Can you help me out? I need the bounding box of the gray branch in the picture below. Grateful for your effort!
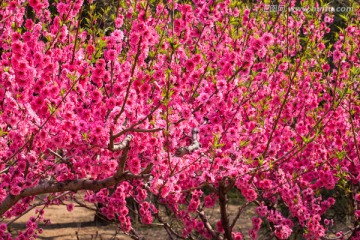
[0,171,150,216]
[197,210,222,240]
[175,128,201,157]
[113,134,133,151]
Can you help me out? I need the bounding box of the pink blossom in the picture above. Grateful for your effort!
[274,225,292,239]
[261,33,274,46]
[355,194,360,202]
[66,204,74,212]
[0,1,359,239]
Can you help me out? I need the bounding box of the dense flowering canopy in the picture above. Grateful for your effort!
[0,0,360,239]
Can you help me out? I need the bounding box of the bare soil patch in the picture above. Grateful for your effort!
[7,197,255,239]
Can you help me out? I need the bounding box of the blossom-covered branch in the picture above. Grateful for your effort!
[0,134,150,217]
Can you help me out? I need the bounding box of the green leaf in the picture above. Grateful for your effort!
[0,128,8,137]
[258,156,264,166]
[213,133,225,148]
[81,132,89,141]
[301,136,311,144]
[269,160,274,170]
[47,103,56,114]
[90,4,96,11]
[60,89,66,97]
[335,151,346,160]
[239,140,250,147]
[350,66,360,75]
[339,14,348,21]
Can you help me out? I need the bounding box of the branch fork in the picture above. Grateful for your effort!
[113,134,134,151]
[175,128,201,157]
[0,134,138,217]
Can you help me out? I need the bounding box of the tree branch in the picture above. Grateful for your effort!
[175,128,201,157]
[113,134,133,151]
[230,202,251,230]
[197,210,222,240]
[219,183,232,240]
[6,191,71,226]
[112,102,162,140]
[0,172,151,216]
[153,212,186,240]
[0,134,150,217]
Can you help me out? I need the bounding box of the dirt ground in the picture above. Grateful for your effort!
[7,196,256,240]
[8,203,169,240]
[9,204,129,240]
